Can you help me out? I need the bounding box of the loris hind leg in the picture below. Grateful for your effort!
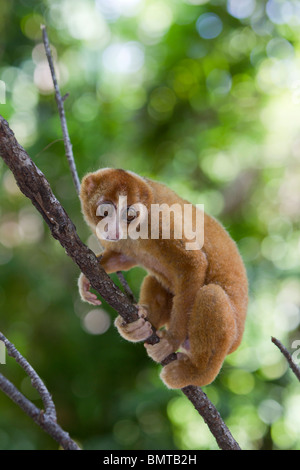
[138,275,173,330]
[160,284,238,389]
[115,275,173,342]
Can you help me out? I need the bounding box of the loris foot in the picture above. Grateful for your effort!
[160,353,199,389]
[144,332,174,363]
[114,305,153,342]
[78,273,102,306]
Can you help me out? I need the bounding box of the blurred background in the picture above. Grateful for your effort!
[0,0,300,450]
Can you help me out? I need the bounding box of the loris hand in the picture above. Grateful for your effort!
[114,305,153,342]
[78,273,102,306]
[144,331,174,363]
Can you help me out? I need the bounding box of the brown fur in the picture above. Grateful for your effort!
[79,168,248,389]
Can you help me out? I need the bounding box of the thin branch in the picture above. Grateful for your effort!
[41,24,81,195]
[0,372,80,450]
[271,337,300,382]
[0,332,56,420]
[41,24,132,303]
[34,138,64,159]
[115,271,137,304]
[0,115,241,450]
[182,386,241,450]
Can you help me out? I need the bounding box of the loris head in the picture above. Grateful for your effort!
[80,168,153,242]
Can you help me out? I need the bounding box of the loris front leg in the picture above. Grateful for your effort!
[78,249,152,340]
[78,249,136,305]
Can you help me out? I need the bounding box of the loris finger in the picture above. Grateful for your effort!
[135,304,149,319]
[78,273,102,305]
[84,292,102,306]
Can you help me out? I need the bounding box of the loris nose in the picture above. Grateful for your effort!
[106,226,120,241]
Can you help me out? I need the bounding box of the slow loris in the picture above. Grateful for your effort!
[78,168,248,389]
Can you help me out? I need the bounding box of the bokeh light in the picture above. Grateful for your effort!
[266,0,294,25]
[266,38,294,60]
[102,41,144,74]
[96,0,143,21]
[148,86,176,120]
[139,1,173,42]
[227,0,256,19]
[82,308,111,335]
[196,13,223,39]
[206,69,232,95]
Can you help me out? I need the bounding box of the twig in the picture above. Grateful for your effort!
[0,332,56,420]
[115,271,137,304]
[271,337,300,382]
[0,115,241,450]
[0,332,80,450]
[41,24,133,302]
[34,138,64,159]
[41,24,81,195]
[0,373,80,450]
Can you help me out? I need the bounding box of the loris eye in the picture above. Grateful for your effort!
[127,207,137,222]
[96,202,114,218]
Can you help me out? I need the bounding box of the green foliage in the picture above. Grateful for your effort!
[1,0,300,450]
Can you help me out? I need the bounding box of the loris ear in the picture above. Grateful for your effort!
[81,174,98,198]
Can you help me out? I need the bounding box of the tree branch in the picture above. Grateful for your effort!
[0,332,56,420]
[0,114,240,450]
[271,337,300,382]
[41,23,133,304]
[41,24,81,195]
[0,332,80,450]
